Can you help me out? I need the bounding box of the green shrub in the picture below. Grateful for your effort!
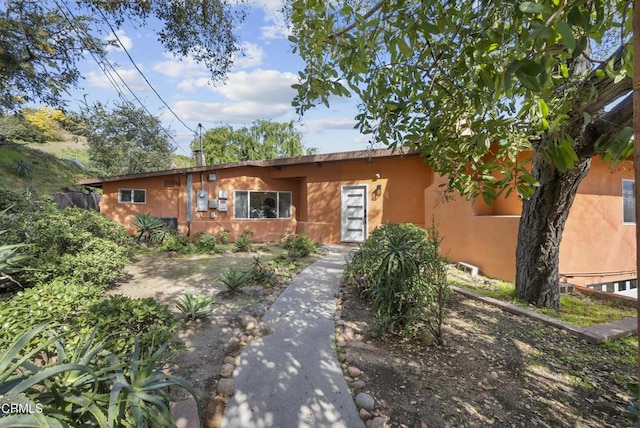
[193,232,217,253]
[250,256,277,286]
[159,234,193,253]
[345,222,450,343]
[0,188,41,214]
[216,229,230,244]
[174,293,214,321]
[282,232,317,258]
[15,159,33,178]
[219,267,251,294]
[0,279,104,344]
[0,114,46,143]
[76,295,178,358]
[54,237,129,288]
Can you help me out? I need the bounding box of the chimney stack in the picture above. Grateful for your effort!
[194,150,205,167]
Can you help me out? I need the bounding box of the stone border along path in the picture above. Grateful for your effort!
[217,245,385,428]
[172,254,637,427]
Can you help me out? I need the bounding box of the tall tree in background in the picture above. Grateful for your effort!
[83,102,175,175]
[289,0,633,307]
[198,120,317,164]
[0,0,244,111]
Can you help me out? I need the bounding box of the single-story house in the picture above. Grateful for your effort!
[79,148,636,288]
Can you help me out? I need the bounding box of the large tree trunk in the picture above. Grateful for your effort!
[515,151,591,308]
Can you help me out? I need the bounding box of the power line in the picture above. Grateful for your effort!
[95,7,197,136]
[52,0,192,159]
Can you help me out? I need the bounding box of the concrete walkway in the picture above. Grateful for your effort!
[222,247,364,428]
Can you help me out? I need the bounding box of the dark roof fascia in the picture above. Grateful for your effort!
[78,147,421,186]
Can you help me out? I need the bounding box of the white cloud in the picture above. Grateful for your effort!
[85,67,150,92]
[105,29,133,52]
[176,78,211,93]
[216,69,297,104]
[234,42,265,69]
[152,54,209,79]
[171,100,292,123]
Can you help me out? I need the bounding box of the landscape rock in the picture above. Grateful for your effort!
[368,416,387,428]
[350,379,366,390]
[355,392,375,411]
[359,408,373,421]
[223,356,237,366]
[217,378,235,396]
[227,337,242,353]
[220,364,235,378]
[348,366,362,378]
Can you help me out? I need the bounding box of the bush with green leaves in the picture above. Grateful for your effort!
[174,293,214,321]
[345,222,450,343]
[0,279,103,344]
[216,228,230,244]
[250,256,277,286]
[76,294,178,357]
[219,267,252,294]
[159,234,193,254]
[0,114,46,143]
[282,231,317,258]
[0,323,199,427]
[0,187,39,213]
[192,232,217,253]
[50,237,128,287]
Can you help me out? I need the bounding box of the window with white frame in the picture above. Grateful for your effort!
[118,189,146,204]
[234,191,292,219]
[623,179,635,224]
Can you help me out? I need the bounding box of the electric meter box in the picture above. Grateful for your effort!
[196,190,208,212]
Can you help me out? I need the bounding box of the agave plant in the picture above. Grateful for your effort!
[0,322,200,427]
[219,267,252,294]
[174,293,214,321]
[0,232,33,288]
[107,338,200,427]
[131,213,164,242]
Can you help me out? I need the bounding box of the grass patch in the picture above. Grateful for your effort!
[450,267,636,327]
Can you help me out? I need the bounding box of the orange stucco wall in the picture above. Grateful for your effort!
[559,159,636,286]
[428,158,636,283]
[100,155,433,244]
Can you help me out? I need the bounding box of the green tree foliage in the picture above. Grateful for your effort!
[0,113,46,143]
[198,120,317,164]
[82,101,175,175]
[0,0,244,111]
[288,0,632,308]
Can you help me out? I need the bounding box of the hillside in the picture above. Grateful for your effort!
[0,141,89,194]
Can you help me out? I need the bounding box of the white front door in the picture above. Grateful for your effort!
[341,185,367,242]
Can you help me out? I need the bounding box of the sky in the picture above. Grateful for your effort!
[67,1,372,159]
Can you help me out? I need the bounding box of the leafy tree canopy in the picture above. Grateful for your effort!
[288,0,633,308]
[82,101,175,176]
[197,120,317,164]
[289,0,632,202]
[0,0,245,110]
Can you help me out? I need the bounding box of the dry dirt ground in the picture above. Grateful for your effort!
[113,249,637,428]
[337,283,638,427]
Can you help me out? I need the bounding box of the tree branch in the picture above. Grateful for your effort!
[330,0,385,39]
